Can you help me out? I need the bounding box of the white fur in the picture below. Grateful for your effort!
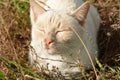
[29,0,100,78]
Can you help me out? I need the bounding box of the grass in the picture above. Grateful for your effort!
[0,0,120,80]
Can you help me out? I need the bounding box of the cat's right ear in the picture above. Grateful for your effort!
[30,0,46,22]
[69,1,90,26]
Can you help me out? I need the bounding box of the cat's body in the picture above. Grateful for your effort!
[29,0,100,78]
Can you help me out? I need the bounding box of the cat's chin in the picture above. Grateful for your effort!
[45,48,57,55]
[44,45,60,55]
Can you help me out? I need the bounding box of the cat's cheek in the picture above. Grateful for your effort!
[33,29,44,39]
[56,33,63,42]
[56,32,72,42]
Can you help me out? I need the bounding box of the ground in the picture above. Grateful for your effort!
[0,0,120,80]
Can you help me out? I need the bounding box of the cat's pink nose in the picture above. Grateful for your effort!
[45,38,53,46]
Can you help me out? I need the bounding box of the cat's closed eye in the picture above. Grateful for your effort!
[56,29,71,34]
[56,28,71,33]
[56,30,64,34]
[37,28,45,33]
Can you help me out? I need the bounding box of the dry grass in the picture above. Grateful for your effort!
[0,0,120,80]
[95,0,120,65]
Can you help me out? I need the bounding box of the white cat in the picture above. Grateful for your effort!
[29,0,100,78]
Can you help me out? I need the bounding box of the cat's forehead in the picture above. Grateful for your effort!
[37,11,72,26]
[36,11,80,29]
[39,11,67,21]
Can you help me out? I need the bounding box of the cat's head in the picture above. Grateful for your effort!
[30,0,90,54]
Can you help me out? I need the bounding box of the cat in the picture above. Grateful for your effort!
[29,0,100,79]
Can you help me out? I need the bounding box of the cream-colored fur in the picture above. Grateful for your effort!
[29,0,100,78]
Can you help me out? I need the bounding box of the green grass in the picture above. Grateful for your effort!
[0,70,5,80]
[0,0,119,80]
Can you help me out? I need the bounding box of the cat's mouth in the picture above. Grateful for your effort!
[44,44,63,55]
[44,43,53,49]
[45,48,57,54]
[44,44,57,54]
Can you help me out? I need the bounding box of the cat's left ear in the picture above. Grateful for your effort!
[70,1,90,25]
[30,0,46,22]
